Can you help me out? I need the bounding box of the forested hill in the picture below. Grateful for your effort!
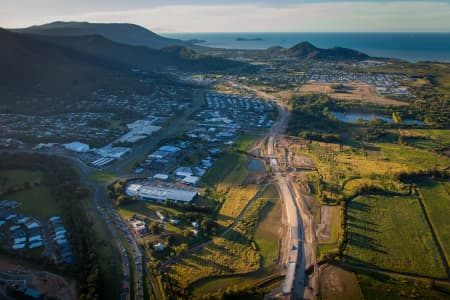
[0,28,246,110]
[265,41,370,61]
[13,21,189,49]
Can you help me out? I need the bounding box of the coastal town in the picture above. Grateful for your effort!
[0,13,449,300]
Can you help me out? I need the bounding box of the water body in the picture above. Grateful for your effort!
[330,111,424,125]
[248,159,266,172]
[164,32,450,62]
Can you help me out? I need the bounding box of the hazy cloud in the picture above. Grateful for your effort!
[2,1,450,32]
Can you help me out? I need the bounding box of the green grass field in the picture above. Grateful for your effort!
[0,169,59,220]
[402,129,450,151]
[254,185,281,274]
[118,200,183,220]
[344,195,446,278]
[7,186,60,220]
[234,134,260,152]
[202,153,240,186]
[0,169,42,193]
[418,178,450,264]
[170,187,279,295]
[356,270,450,300]
[208,152,258,227]
[86,171,117,183]
[378,143,449,171]
[217,185,258,227]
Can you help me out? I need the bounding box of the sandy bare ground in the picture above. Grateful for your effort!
[290,154,316,170]
[300,81,409,106]
[319,264,363,300]
[317,205,332,243]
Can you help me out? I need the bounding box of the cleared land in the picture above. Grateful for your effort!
[204,151,259,227]
[0,169,60,220]
[170,186,280,295]
[401,129,450,151]
[418,178,450,264]
[356,270,450,300]
[378,143,449,171]
[86,171,116,183]
[299,82,409,106]
[344,195,446,278]
[118,200,183,220]
[317,205,341,256]
[190,185,282,296]
[0,169,42,192]
[8,186,60,220]
[320,265,363,300]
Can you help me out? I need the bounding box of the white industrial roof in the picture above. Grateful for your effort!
[137,185,197,202]
[159,145,181,153]
[63,141,89,152]
[153,174,169,180]
[125,183,142,196]
[182,176,200,185]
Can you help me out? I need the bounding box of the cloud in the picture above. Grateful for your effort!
[3,1,450,32]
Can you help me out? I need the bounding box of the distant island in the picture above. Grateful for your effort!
[236,37,263,41]
[185,39,206,44]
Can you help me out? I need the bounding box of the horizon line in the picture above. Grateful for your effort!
[161,31,450,34]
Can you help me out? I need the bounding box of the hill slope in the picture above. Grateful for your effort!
[0,28,124,95]
[36,34,242,73]
[266,42,369,61]
[0,28,245,113]
[13,21,188,49]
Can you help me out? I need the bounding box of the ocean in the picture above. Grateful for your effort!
[163,32,450,62]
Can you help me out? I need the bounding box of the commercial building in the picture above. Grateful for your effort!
[126,183,198,203]
[63,141,89,153]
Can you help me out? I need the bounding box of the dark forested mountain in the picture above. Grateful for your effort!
[13,21,189,49]
[0,28,245,113]
[35,34,242,73]
[0,28,124,96]
[264,41,369,61]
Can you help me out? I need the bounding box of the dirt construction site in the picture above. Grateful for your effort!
[0,258,76,300]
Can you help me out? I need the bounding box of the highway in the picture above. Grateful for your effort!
[266,135,305,298]
[263,99,319,299]
[93,186,132,300]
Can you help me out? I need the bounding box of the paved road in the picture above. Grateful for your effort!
[263,99,320,299]
[266,134,305,298]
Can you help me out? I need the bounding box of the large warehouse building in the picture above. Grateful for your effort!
[126,183,198,203]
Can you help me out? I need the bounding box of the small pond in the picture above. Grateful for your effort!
[248,159,266,172]
[330,111,424,125]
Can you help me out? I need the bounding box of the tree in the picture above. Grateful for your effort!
[392,111,401,124]
[167,234,176,247]
[201,218,217,235]
[174,243,188,256]
[148,222,163,235]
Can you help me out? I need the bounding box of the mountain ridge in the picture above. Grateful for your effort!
[12,21,190,49]
[265,41,370,61]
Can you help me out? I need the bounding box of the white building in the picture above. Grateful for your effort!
[63,141,89,153]
[175,167,193,177]
[126,183,198,203]
[154,242,164,251]
[182,175,200,185]
[153,174,169,181]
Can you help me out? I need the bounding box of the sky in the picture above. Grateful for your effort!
[1,0,450,32]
